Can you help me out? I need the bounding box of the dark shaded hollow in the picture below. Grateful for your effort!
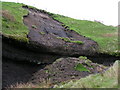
[2,59,47,88]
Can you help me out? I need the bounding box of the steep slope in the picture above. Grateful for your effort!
[23,6,98,56]
[51,14,118,55]
[2,2,99,64]
[2,1,119,89]
[2,2,119,58]
[2,2,28,42]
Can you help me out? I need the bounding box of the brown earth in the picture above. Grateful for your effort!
[102,32,118,37]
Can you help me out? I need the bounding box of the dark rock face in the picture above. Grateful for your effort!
[23,7,99,56]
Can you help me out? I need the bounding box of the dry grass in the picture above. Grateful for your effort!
[102,32,118,37]
[2,10,15,22]
[103,60,118,78]
[9,78,53,88]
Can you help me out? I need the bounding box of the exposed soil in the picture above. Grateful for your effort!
[28,57,107,85]
[3,57,109,88]
[23,6,98,56]
[2,6,120,88]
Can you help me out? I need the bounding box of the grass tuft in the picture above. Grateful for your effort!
[32,25,37,29]
[74,63,90,72]
[57,37,83,44]
[2,2,29,42]
[39,31,45,35]
[10,78,52,88]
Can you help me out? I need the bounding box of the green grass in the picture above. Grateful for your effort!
[2,2,29,42]
[78,56,95,68]
[57,37,70,41]
[51,14,118,55]
[74,63,90,72]
[54,60,119,88]
[2,2,119,89]
[70,40,83,44]
[39,31,45,35]
[79,56,88,60]
[31,25,37,29]
[2,2,119,55]
[57,37,83,44]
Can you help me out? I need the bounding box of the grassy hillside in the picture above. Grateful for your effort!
[2,2,119,88]
[51,14,118,55]
[2,1,119,55]
[54,60,119,88]
[2,2,29,42]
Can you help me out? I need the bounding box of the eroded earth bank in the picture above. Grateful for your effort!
[2,6,120,88]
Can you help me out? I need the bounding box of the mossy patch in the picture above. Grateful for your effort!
[32,25,37,29]
[74,64,90,72]
[57,37,70,41]
[57,37,83,44]
[79,56,88,60]
[69,40,83,44]
[78,56,96,69]
[39,32,45,35]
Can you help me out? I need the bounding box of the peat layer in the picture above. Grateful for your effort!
[2,6,120,88]
[23,6,98,56]
[3,57,108,88]
[3,5,100,64]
